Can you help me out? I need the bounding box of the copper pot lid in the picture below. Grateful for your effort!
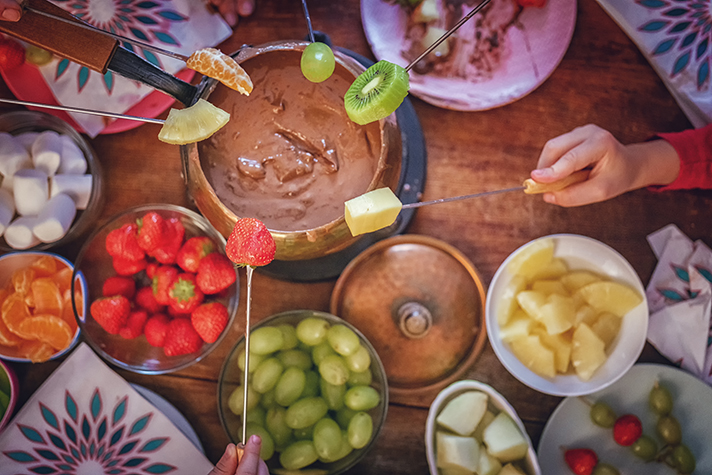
[330,235,487,407]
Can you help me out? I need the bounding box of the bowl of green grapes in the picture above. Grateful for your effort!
[218,310,388,474]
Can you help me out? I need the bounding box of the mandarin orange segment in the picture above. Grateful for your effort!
[30,255,58,277]
[61,292,78,333]
[31,278,63,318]
[17,314,73,351]
[52,266,73,294]
[2,292,31,333]
[19,339,56,363]
[0,314,22,347]
[12,267,36,295]
[186,48,253,95]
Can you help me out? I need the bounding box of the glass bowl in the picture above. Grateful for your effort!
[72,204,238,374]
[218,310,388,474]
[0,251,85,363]
[0,110,104,251]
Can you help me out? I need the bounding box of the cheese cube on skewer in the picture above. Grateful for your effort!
[344,187,402,236]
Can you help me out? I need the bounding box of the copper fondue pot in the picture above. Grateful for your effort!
[181,41,404,262]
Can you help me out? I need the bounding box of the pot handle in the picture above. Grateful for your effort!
[0,0,117,73]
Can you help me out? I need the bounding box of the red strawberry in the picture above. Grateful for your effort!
[149,218,185,264]
[167,273,204,314]
[191,302,229,343]
[119,310,148,339]
[152,265,179,305]
[112,256,147,276]
[136,212,167,252]
[564,448,598,475]
[176,236,215,273]
[144,313,170,347]
[163,318,204,356]
[196,253,236,295]
[226,218,276,267]
[0,38,25,71]
[146,262,159,279]
[106,223,145,261]
[613,414,642,446]
[90,296,130,335]
[102,276,136,299]
[168,305,191,318]
[135,286,163,313]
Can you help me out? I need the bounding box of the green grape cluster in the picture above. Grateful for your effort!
[227,317,381,471]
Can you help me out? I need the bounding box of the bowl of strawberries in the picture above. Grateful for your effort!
[72,204,239,374]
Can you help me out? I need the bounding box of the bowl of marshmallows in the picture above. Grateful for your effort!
[0,110,103,250]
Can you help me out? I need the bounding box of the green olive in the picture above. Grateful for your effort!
[649,381,674,416]
[589,401,617,428]
[630,435,658,462]
[672,444,696,474]
[656,415,682,446]
[591,463,620,475]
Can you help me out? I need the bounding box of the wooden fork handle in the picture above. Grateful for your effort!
[0,0,117,73]
[522,170,591,194]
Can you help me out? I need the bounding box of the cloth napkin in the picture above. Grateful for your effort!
[0,342,215,475]
[646,224,712,385]
[35,0,233,137]
[594,0,712,128]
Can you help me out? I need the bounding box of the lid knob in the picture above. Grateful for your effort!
[398,302,432,339]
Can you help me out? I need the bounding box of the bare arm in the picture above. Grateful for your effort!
[208,0,256,27]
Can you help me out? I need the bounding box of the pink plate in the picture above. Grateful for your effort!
[0,61,195,135]
[361,0,577,111]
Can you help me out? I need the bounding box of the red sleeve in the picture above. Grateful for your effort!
[650,124,712,191]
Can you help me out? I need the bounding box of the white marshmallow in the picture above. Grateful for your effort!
[58,135,87,175]
[50,174,92,210]
[1,174,13,192]
[13,168,48,216]
[14,132,39,153]
[31,130,62,176]
[33,193,76,243]
[5,216,39,249]
[0,132,32,178]
[0,188,15,237]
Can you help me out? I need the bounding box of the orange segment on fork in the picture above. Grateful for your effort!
[186,48,253,95]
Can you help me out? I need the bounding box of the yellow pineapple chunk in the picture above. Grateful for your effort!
[538,293,576,335]
[576,281,643,317]
[499,310,537,343]
[531,279,569,297]
[535,329,572,373]
[571,323,607,381]
[529,258,569,281]
[506,239,555,279]
[574,304,598,327]
[497,275,527,325]
[344,187,402,236]
[509,335,556,378]
[560,270,602,293]
[515,290,547,320]
[591,311,621,349]
[158,99,230,145]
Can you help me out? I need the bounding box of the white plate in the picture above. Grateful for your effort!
[538,363,712,474]
[360,0,577,110]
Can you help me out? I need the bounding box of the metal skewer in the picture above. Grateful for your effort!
[301,0,316,43]
[405,0,492,72]
[401,185,526,209]
[25,6,190,62]
[0,97,165,124]
[241,266,255,448]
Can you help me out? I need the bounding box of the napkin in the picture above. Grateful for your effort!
[0,342,215,475]
[35,0,233,138]
[646,224,712,384]
[594,0,712,128]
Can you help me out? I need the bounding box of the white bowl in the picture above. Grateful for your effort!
[425,380,541,475]
[486,234,648,397]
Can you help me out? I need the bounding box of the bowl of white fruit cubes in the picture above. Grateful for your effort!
[426,379,541,475]
[486,234,648,397]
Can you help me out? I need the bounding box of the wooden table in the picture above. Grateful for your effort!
[2,0,705,473]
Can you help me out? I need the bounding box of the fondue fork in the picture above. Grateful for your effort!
[301,0,316,43]
[0,97,165,125]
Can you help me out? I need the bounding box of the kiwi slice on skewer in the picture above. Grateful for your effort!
[344,60,410,125]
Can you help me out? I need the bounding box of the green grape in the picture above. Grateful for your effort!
[320,378,346,411]
[348,368,372,387]
[657,415,682,445]
[245,406,265,426]
[245,423,275,461]
[344,385,380,411]
[302,370,320,398]
[312,417,343,460]
[335,407,358,430]
[238,351,265,373]
[277,349,313,371]
[296,317,330,346]
[347,412,373,449]
[25,45,53,66]
[275,367,306,407]
[320,431,353,463]
[279,440,319,470]
[589,401,617,428]
[253,357,284,394]
[649,382,674,416]
[311,342,336,366]
[630,435,657,462]
[265,407,293,448]
[300,42,335,83]
[228,385,260,415]
[671,444,696,474]
[251,327,285,355]
[260,388,276,409]
[345,345,371,373]
[285,397,329,429]
[318,354,350,386]
[278,324,299,350]
[591,463,620,475]
[327,324,360,356]
[293,424,315,440]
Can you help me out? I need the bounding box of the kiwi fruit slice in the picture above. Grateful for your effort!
[344,60,410,125]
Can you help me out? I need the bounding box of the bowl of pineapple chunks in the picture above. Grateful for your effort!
[425,380,541,475]
[486,234,648,397]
